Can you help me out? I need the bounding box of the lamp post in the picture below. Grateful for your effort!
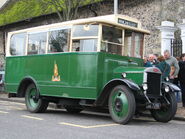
[114,0,118,14]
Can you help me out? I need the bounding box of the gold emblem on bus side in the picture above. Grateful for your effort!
[52,61,61,82]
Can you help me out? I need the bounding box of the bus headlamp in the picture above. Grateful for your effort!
[122,73,127,78]
[165,77,169,82]
[165,86,170,92]
[142,83,148,91]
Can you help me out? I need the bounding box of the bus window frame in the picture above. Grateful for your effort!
[27,31,48,55]
[101,24,124,56]
[70,24,100,52]
[47,27,71,54]
[9,32,27,56]
[124,31,144,58]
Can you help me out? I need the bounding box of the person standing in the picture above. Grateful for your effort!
[156,56,170,81]
[163,50,179,83]
[178,53,185,107]
[144,56,152,67]
[148,54,158,66]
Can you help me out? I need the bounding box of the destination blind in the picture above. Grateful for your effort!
[118,18,138,28]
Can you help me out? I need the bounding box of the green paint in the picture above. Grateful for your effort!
[5,52,144,100]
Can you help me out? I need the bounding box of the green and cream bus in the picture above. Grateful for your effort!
[5,14,180,124]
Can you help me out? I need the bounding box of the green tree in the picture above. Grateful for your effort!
[0,0,103,26]
[41,0,102,21]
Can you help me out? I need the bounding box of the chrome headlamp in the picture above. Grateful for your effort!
[165,77,169,82]
[165,85,170,92]
[142,83,148,91]
[122,73,127,78]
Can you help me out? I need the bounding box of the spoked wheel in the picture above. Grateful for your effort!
[108,85,136,124]
[150,92,177,122]
[25,84,48,113]
[65,106,83,113]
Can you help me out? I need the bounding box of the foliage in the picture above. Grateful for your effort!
[41,0,102,21]
[0,0,103,26]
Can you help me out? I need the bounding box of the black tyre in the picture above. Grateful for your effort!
[25,84,48,113]
[108,85,136,124]
[150,92,177,122]
[65,106,83,113]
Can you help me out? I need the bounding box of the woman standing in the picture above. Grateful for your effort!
[178,54,185,107]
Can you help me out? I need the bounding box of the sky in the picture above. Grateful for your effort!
[0,0,8,9]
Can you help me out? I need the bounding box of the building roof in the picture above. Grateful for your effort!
[0,0,9,10]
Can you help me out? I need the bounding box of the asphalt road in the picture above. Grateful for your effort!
[0,100,185,139]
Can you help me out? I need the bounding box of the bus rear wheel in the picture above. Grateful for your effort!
[25,84,48,113]
[108,85,136,124]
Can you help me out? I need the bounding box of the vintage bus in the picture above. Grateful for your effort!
[5,14,180,124]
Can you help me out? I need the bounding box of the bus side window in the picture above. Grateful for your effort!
[101,26,123,55]
[72,39,97,52]
[48,29,70,53]
[10,33,26,56]
[72,24,98,52]
[124,31,144,58]
[27,32,47,55]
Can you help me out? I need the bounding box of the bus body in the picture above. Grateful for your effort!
[6,52,144,99]
[5,14,179,124]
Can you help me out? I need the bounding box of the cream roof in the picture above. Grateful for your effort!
[8,14,150,35]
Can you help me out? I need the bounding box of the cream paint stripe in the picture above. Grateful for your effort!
[0,111,9,114]
[21,115,43,120]
[60,122,119,129]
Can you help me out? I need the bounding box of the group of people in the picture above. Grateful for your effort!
[144,50,185,107]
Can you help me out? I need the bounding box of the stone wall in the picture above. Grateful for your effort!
[0,31,5,68]
[120,0,162,55]
[120,0,185,55]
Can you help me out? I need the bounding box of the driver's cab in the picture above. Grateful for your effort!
[71,14,149,58]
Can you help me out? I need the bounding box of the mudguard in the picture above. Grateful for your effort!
[162,82,181,92]
[17,76,40,97]
[121,79,141,91]
[95,78,140,106]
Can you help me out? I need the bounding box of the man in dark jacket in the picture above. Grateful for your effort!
[178,53,185,107]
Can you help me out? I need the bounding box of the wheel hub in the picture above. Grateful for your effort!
[114,98,123,112]
[31,95,38,102]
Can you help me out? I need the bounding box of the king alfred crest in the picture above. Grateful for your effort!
[52,61,61,82]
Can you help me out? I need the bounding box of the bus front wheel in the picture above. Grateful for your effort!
[108,85,136,124]
[25,84,48,113]
[150,92,177,122]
